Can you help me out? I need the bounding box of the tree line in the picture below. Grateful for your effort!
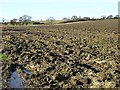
[1,14,119,25]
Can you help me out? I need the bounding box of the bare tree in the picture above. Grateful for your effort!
[107,15,113,19]
[1,18,6,23]
[19,15,32,25]
[71,15,79,20]
[47,17,55,24]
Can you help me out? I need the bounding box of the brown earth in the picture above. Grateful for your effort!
[1,19,120,88]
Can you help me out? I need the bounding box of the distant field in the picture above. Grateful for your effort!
[1,19,120,88]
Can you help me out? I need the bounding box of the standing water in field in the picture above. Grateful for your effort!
[7,63,31,89]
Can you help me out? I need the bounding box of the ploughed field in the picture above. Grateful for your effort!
[1,20,120,88]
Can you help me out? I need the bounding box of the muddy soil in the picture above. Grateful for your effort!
[1,19,120,88]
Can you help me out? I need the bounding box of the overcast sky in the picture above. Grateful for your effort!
[0,0,119,21]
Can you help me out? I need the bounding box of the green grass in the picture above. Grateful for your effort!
[0,54,8,61]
